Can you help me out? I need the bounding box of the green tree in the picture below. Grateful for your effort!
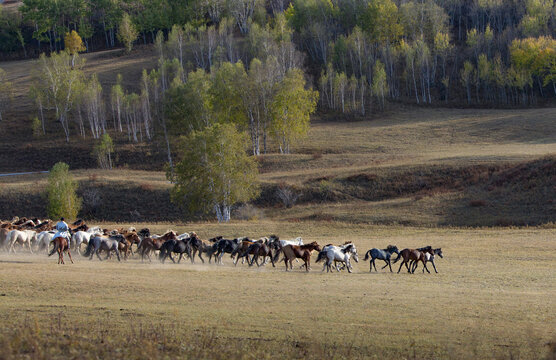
[270,68,318,154]
[46,162,82,220]
[93,133,114,169]
[117,12,138,53]
[33,50,84,142]
[169,123,260,222]
[372,60,388,109]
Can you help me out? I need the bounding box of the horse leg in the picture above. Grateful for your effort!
[388,260,393,272]
[178,253,183,263]
[58,248,62,264]
[369,259,373,272]
[431,260,438,273]
[397,261,404,273]
[96,248,103,261]
[27,240,33,254]
[422,260,430,274]
[198,252,204,264]
[67,249,74,264]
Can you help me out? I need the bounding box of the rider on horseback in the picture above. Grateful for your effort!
[53,217,71,248]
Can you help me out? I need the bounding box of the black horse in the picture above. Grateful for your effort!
[159,238,191,263]
[363,245,400,272]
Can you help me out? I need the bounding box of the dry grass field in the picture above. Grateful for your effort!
[0,222,555,359]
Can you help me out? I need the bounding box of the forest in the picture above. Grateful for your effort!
[0,0,554,110]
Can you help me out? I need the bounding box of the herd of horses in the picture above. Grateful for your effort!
[0,217,444,273]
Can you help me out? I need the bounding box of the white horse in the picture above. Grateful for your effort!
[278,237,303,247]
[176,232,190,240]
[72,230,103,255]
[7,229,37,253]
[36,231,56,252]
[321,243,359,273]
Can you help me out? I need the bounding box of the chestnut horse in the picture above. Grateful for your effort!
[48,236,74,264]
[137,231,177,262]
[393,247,433,274]
[281,241,321,272]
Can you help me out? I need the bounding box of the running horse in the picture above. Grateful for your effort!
[393,247,433,274]
[280,241,321,272]
[48,236,74,264]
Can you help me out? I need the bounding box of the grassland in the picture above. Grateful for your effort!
[1,223,555,359]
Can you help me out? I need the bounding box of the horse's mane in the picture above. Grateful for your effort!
[343,241,352,245]
[342,244,353,253]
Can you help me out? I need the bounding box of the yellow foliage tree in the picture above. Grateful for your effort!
[64,30,85,69]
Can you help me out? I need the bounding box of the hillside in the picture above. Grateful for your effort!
[0,46,555,226]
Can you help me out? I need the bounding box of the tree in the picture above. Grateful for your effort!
[372,60,388,109]
[0,68,14,123]
[93,133,114,169]
[64,30,85,69]
[169,123,260,222]
[46,162,82,220]
[117,12,138,53]
[460,60,475,104]
[270,68,318,154]
[33,51,84,142]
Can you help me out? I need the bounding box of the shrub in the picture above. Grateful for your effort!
[45,162,82,220]
[276,185,299,208]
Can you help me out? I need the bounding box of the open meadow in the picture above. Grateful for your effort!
[1,222,555,359]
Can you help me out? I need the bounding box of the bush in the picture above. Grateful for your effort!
[276,185,299,208]
[46,162,82,220]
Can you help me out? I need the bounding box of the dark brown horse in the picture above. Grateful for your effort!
[48,236,74,264]
[281,242,321,272]
[245,241,277,267]
[393,248,432,274]
[137,231,177,262]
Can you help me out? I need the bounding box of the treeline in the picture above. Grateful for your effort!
[1,0,555,109]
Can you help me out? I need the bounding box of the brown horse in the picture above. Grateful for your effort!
[231,238,255,265]
[393,248,432,274]
[246,241,277,267]
[48,236,74,264]
[137,231,177,262]
[281,241,321,272]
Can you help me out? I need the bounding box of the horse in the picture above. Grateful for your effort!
[6,229,37,253]
[319,243,359,273]
[83,235,123,261]
[213,238,242,264]
[71,230,102,255]
[159,237,192,264]
[36,231,56,252]
[393,248,433,274]
[48,236,74,264]
[411,247,443,273]
[137,231,177,262]
[0,227,11,250]
[280,242,321,272]
[187,234,216,264]
[242,240,277,267]
[363,245,400,272]
[118,237,132,260]
[231,238,256,265]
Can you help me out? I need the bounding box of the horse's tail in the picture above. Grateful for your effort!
[48,241,58,257]
[315,250,326,263]
[83,240,94,257]
[363,250,372,261]
[392,251,402,264]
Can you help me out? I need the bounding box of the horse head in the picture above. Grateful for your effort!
[434,248,443,258]
[387,245,400,254]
